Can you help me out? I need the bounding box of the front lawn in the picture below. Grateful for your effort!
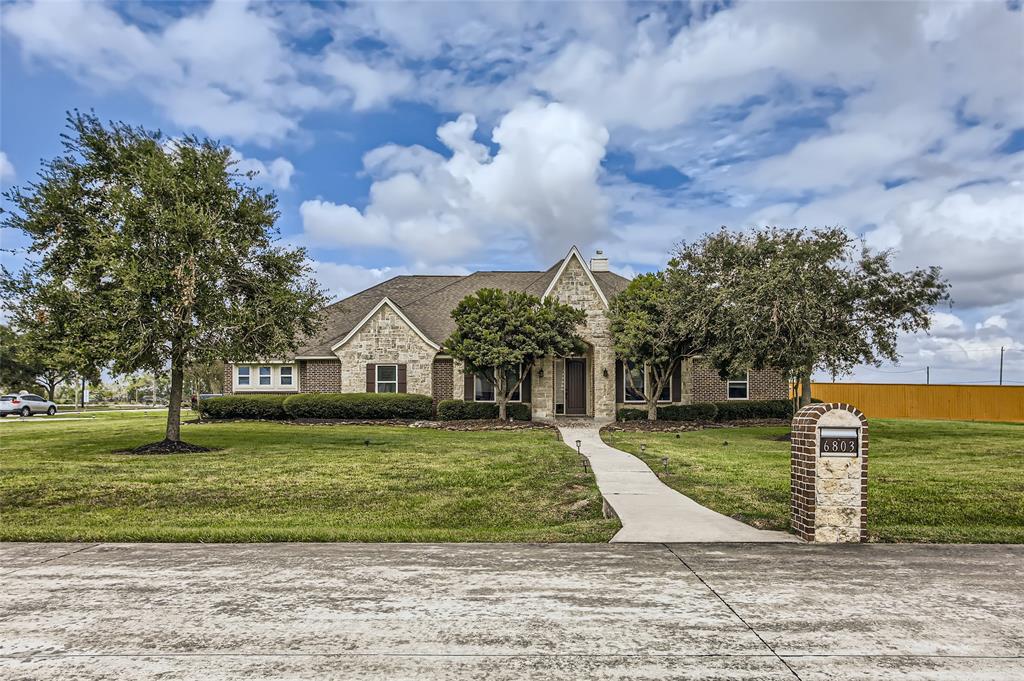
[0,411,619,542]
[604,419,1024,543]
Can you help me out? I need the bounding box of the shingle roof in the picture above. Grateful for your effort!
[294,260,631,357]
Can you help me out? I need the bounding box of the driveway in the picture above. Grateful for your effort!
[558,422,797,542]
[1,543,1021,680]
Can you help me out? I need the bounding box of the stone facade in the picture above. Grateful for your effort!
[691,362,789,403]
[300,360,342,392]
[790,403,868,543]
[535,256,616,419]
[335,304,436,396]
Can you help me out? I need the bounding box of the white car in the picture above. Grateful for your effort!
[0,393,58,417]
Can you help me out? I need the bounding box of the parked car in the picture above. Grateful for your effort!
[0,393,58,417]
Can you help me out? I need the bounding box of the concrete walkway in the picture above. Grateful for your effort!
[2,542,1021,680]
[557,421,798,543]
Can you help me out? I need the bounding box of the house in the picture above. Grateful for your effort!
[224,247,789,418]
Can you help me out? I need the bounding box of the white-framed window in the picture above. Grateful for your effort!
[280,366,293,386]
[474,366,522,402]
[259,366,272,386]
[623,361,671,403]
[727,370,749,400]
[376,364,398,393]
[237,366,250,386]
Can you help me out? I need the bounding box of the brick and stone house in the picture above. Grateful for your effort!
[224,247,788,418]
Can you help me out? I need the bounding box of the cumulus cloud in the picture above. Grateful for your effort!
[301,101,610,264]
[229,149,295,190]
[0,151,14,182]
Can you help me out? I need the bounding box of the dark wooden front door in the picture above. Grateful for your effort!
[565,359,587,415]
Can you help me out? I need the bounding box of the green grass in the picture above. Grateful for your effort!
[604,419,1024,543]
[0,412,619,542]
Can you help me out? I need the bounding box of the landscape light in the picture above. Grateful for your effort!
[575,440,582,455]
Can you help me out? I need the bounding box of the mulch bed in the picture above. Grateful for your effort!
[117,439,215,455]
[189,417,552,432]
[603,418,791,433]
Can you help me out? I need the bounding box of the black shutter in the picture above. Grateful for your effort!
[366,364,376,393]
[521,366,532,402]
[615,360,624,403]
[397,364,407,393]
[464,367,474,401]
[671,361,682,403]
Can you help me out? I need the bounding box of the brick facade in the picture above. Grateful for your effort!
[300,359,342,392]
[790,403,868,543]
[432,357,453,406]
[690,361,788,403]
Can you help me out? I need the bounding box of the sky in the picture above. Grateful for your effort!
[1,0,1022,385]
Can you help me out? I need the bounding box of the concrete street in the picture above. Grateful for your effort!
[1,543,1021,680]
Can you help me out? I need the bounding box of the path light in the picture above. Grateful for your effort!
[364,439,370,447]
[575,440,582,455]
[640,443,646,455]
[661,456,669,475]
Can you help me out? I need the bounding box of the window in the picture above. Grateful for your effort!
[259,366,272,386]
[280,366,293,386]
[376,364,398,393]
[237,367,250,386]
[474,367,521,402]
[727,370,749,400]
[623,361,670,403]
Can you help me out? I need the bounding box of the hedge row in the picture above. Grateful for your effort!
[436,400,532,421]
[197,392,433,420]
[616,399,793,422]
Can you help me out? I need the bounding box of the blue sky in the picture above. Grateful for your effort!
[1,0,1022,384]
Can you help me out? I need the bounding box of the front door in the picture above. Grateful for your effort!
[565,358,587,415]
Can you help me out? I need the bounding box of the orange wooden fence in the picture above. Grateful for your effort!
[803,383,1024,423]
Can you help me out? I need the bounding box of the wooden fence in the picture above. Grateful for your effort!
[803,383,1024,423]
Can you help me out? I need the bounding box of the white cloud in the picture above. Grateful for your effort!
[301,101,610,264]
[229,149,295,190]
[0,151,14,182]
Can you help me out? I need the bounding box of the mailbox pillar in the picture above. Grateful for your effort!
[791,403,868,542]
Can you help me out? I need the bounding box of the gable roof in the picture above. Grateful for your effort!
[292,249,631,357]
[541,245,610,308]
[330,296,441,352]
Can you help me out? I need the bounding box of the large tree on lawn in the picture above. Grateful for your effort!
[1,112,325,450]
[608,272,715,421]
[444,288,585,420]
[668,227,949,407]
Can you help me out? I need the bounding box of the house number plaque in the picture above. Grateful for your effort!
[819,427,859,457]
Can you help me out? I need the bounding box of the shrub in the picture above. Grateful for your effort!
[283,392,433,420]
[617,403,718,422]
[197,394,289,420]
[713,399,794,421]
[436,400,532,421]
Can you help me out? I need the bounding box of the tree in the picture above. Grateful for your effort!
[445,288,586,420]
[608,273,715,420]
[668,227,950,407]
[0,323,87,400]
[0,325,38,393]
[1,112,326,450]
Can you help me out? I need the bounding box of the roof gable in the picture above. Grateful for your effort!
[330,297,440,352]
[541,246,610,308]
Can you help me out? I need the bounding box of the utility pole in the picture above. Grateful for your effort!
[926,366,929,385]
[999,346,1005,386]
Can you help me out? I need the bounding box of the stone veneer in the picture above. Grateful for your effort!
[791,403,868,543]
[690,362,789,403]
[533,256,616,419]
[334,304,435,396]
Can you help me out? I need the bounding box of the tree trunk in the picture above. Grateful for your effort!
[646,399,658,421]
[799,372,812,407]
[497,396,508,421]
[165,362,184,442]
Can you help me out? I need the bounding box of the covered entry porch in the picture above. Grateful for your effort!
[531,343,614,419]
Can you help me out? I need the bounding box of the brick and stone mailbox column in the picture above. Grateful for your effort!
[791,403,868,542]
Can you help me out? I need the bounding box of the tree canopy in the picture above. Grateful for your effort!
[667,227,950,405]
[444,288,585,420]
[1,112,326,448]
[607,272,715,420]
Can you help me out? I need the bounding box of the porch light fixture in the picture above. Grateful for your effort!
[538,368,544,378]
[602,367,609,378]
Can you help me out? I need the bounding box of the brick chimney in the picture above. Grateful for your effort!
[589,250,609,272]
